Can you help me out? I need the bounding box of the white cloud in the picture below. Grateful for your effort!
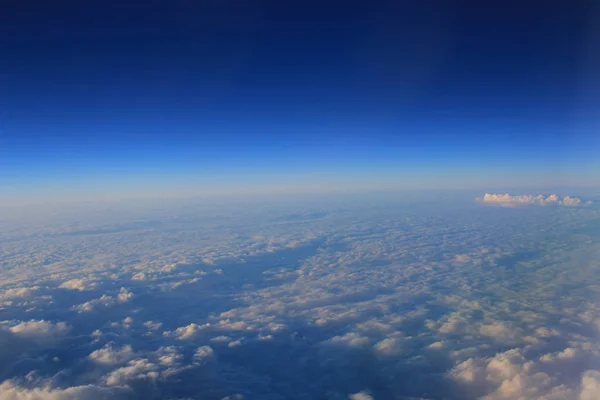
[73,288,133,312]
[0,381,133,400]
[1,195,599,398]
[73,295,114,312]
[327,332,370,348]
[104,358,160,386]
[131,272,146,281]
[221,395,244,400]
[210,335,232,343]
[88,344,135,366]
[194,346,215,363]
[144,321,162,331]
[163,323,207,340]
[580,370,600,400]
[348,390,373,400]
[478,193,587,207]
[479,321,520,341]
[117,288,134,303]
[156,346,184,367]
[1,287,39,299]
[373,337,403,356]
[59,279,93,291]
[9,320,69,341]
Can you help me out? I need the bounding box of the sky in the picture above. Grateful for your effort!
[1,0,600,203]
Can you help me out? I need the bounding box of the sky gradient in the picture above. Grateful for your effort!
[2,0,600,203]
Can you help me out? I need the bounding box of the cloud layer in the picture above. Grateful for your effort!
[0,193,599,398]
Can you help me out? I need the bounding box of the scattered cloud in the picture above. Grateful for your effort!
[1,196,599,398]
[0,381,133,400]
[349,390,374,400]
[73,288,133,312]
[1,287,39,299]
[116,288,134,303]
[193,346,215,363]
[163,323,207,341]
[59,279,94,291]
[9,320,69,341]
[88,345,135,366]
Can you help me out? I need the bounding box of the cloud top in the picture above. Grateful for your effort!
[478,193,588,207]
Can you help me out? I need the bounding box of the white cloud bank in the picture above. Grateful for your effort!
[0,381,133,400]
[478,193,590,207]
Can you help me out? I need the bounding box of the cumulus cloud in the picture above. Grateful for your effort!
[103,358,160,386]
[116,288,134,303]
[143,321,162,331]
[73,288,133,312]
[580,370,600,400]
[1,195,599,399]
[193,346,215,363]
[156,346,183,367]
[9,320,69,342]
[1,287,39,299]
[478,193,587,206]
[349,390,374,400]
[131,272,146,281]
[373,336,404,356]
[73,295,114,312]
[0,320,70,378]
[163,323,207,340]
[88,345,135,366]
[0,381,133,400]
[59,279,93,291]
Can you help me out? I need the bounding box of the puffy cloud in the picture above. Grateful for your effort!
[1,194,599,399]
[116,288,134,303]
[162,323,207,340]
[221,395,244,400]
[193,346,215,363]
[327,332,370,348]
[448,346,598,399]
[88,345,135,366]
[373,336,403,356]
[131,272,146,281]
[73,295,114,312]
[73,288,133,312]
[9,320,69,342]
[156,346,183,367]
[0,320,70,378]
[478,193,587,206]
[210,335,232,343]
[58,279,93,291]
[348,390,374,400]
[104,359,160,386]
[479,321,521,341]
[143,321,162,331]
[0,381,133,400]
[1,287,39,299]
[580,370,600,400]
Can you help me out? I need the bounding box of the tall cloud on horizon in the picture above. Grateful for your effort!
[478,193,591,207]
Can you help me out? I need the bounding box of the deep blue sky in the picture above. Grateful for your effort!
[1,0,599,202]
